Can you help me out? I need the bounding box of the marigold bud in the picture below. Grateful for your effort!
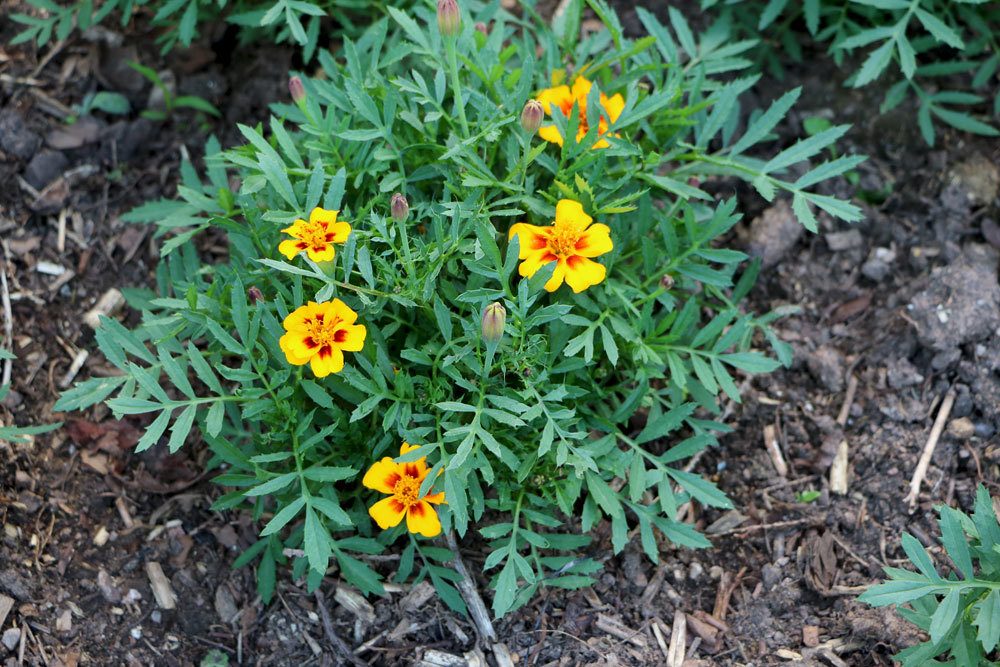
[247,286,264,303]
[481,302,506,343]
[437,0,460,37]
[475,21,488,35]
[660,274,675,290]
[288,76,306,104]
[521,99,544,134]
[390,192,409,223]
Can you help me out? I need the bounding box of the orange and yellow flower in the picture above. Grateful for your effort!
[278,207,351,262]
[363,443,446,537]
[279,299,366,377]
[536,76,625,149]
[508,199,612,293]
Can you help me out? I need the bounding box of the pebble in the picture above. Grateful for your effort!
[761,563,781,591]
[976,422,996,439]
[825,229,863,251]
[689,562,704,580]
[130,627,142,640]
[151,610,162,624]
[0,109,41,161]
[24,150,68,189]
[806,345,845,393]
[862,247,895,282]
[948,417,976,441]
[886,357,924,389]
[747,200,804,268]
[952,385,973,418]
[1,628,19,651]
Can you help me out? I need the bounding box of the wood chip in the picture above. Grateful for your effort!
[419,650,467,667]
[83,288,125,330]
[829,439,849,495]
[93,525,109,547]
[667,610,686,667]
[595,613,647,648]
[763,424,788,477]
[58,349,88,389]
[0,594,13,629]
[145,562,177,610]
[334,585,375,625]
[399,581,435,613]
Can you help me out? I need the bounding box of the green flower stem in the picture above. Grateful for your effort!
[444,36,470,138]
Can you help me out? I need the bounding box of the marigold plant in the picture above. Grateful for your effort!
[58,0,863,616]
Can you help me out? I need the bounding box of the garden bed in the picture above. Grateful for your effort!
[1,2,998,665]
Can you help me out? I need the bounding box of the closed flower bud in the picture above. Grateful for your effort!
[390,192,409,223]
[288,76,306,104]
[437,0,460,37]
[475,21,488,35]
[247,286,264,303]
[481,302,506,343]
[660,274,675,290]
[521,99,544,134]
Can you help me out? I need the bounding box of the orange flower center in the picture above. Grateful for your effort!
[304,313,347,348]
[297,222,335,250]
[547,222,584,258]
[393,474,421,508]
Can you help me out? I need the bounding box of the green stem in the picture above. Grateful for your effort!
[445,37,470,138]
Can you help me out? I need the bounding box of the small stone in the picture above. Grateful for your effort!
[802,625,820,648]
[976,422,996,439]
[151,610,162,624]
[948,418,976,441]
[747,200,803,268]
[862,247,895,282]
[1,628,20,651]
[887,357,924,389]
[948,154,1000,206]
[24,150,68,190]
[214,585,238,624]
[931,348,962,370]
[130,627,142,640]
[761,563,781,591]
[807,345,845,393]
[709,566,724,580]
[825,230,863,251]
[46,117,102,150]
[689,562,704,580]
[0,569,32,600]
[97,569,121,603]
[0,109,41,161]
[56,609,72,633]
[952,385,973,418]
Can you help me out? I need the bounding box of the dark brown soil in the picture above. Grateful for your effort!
[2,2,998,666]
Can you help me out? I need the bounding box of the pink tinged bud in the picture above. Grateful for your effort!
[288,76,306,103]
[521,99,544,134]
[390,192,409,223]
[437,0,460,37]
[481,302,506,343]
[475,22,488,35]
[247,286,264,303]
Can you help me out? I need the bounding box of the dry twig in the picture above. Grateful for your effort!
[904,390,955,511]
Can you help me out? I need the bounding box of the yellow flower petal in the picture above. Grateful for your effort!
[508,223,550,257]
[544,259,567,292]
[405,500,441,537]
[538,124,565,146]
[279,332,316,364]
[281,220,307,236]
[309,207,339,225]
[309,346,345,377]
[603,93,625,123]
[555,199,593,228]
[536,85,572,115]
[400,442,420,456]
[335,324,367,352]
[330,298,358,326]
[570,76,592,102]
[282,301,319,331]
[517,249,556,279]
[564,255,607,293]
[424,491,446,505]
[305,245,336,263]
[369,496,406,530]
[278,239,305,260]
[574,223,613,258]
[363,457,403,494]
[328,221,352,243]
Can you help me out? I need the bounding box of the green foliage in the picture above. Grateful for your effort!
[703,0,1000,144]
[860,485,1000,665]
[128,61,221,121]
[60,0,861,617]
[10,0,413,59]
[0,349,61,444]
